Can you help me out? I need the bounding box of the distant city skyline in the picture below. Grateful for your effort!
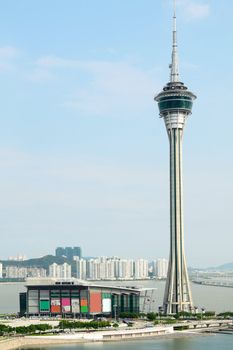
[0,254,169,281]
[1,249,232,270]
[0,0,232,267]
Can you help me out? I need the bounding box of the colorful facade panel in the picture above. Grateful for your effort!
[89,291,102,313]
[80,305,88,313]
[71,299,80,313]
[61,297,71,313]
[40,299,50,312]
[102,298,111,312]
[51,299,61,313]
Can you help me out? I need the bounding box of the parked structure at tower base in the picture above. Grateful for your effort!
[19,278,156,317]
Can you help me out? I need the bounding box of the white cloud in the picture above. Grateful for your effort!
[64,63,157,117]
[0,46,20,72]
[176,0,210,20]
[35,55,159,117]
[185,2,209,19]
[0,46,20,59]
[28,68,54,82]
[36,55,76,68]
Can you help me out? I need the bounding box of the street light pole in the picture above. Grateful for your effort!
[113,304,117,322]
[201,307,205,321]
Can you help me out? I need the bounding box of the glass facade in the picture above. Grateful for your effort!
[158,95,193,113]
[130,294,139,313]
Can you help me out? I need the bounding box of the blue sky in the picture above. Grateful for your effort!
[0,0,232,267]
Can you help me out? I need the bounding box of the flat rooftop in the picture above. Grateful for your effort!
[25,278,148,292]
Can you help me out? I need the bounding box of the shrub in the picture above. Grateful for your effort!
[147,312,157,321]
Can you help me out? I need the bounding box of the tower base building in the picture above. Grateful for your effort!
[19,278,156,317]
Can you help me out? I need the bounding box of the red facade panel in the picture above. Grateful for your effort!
[89,292,102,313]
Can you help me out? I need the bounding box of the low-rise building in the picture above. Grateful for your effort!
[19,278,156,317]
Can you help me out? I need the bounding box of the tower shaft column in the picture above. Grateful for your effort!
[163,126,193,314]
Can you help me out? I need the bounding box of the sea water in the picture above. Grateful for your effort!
[18,334,233,350]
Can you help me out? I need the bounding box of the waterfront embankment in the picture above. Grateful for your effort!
[0,336,85,350]
[0,326,173,350]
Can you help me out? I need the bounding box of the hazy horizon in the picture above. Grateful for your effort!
[2,251,233,270]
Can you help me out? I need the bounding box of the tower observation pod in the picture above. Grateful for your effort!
[154,7,196,314]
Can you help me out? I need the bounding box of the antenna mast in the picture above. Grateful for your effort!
[170,0,179,82]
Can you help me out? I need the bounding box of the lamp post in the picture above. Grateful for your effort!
[194,306,198,315]
[201,307,205,321]
[158,306,164,323]
[113,304,117,322]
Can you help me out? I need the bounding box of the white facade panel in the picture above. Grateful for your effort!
[71,299,80,313]
[28,299,38,307]
[28,290,39,298]
[102,298,111,312]
[28,306,39,314]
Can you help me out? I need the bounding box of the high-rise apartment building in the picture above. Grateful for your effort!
[5,266,46,279]
[117,259,134,279]
[49,263,71,279]
[80,257,149,280]
[73,247,82,259]
[55,247,64,258]
[75,258,87,280]
[134,259,149,279]
[156,259,168,279]
[55,246,82,260]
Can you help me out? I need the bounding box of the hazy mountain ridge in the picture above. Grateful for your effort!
[0,255,69,270]
[189,262,233,271]
[211,262,233,271]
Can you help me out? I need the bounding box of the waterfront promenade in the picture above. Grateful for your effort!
[0,319,232,350]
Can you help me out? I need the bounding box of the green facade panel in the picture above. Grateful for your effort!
[40,300,50,312]
[120,294,129,313]
[51,290,60,298]
[80,305,88,313]
[111,294,120,316]
[129,294,139,313]
[102,293,111,299]
[71,290,79,298]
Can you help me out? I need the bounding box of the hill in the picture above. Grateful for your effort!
[0,255,69,271]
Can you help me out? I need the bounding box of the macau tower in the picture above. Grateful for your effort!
[154,6,196,314]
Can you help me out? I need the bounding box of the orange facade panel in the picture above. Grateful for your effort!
[89,292,102,313]
[80,299,88,307]
[51,305,61,313]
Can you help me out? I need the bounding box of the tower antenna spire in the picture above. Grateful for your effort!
[170,0,179,82]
